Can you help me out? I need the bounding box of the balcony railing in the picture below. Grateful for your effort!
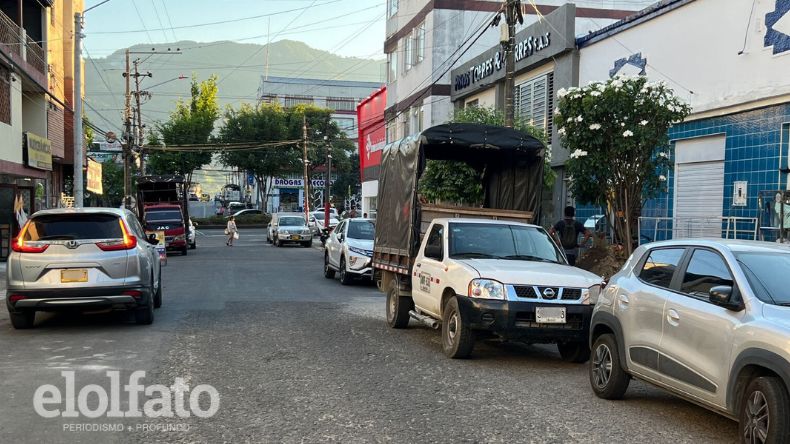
[25,35,46,74]
[0,9,46,75]
[0,10,21,57]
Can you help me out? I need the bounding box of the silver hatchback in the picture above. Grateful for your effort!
[590,239,790,442]
[5,208,162,329]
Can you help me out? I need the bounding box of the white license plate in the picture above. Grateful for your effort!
[535,306,566,324]
[61,269,88,283]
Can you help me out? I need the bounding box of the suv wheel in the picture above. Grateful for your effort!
[558,342,591,363]
[589,334,630,399]
[9,310,35,329]
[135,300,154,325]
[442,297,475,359]
[153,277,163,309]
[339,257,353,285]
[324,254,336,279]
[385,278,412,329]
[739,376,790,444]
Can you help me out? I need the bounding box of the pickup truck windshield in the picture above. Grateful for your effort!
[448,223,563,263]
[736,252,790,305]
[279,217,305,226]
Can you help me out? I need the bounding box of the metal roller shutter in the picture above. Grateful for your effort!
[674,161,724,238]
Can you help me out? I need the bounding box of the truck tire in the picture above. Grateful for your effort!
[441,297,475,359]
[324,254,336,279]
[589,334,630,399]
[558,341,590,363]
[739,376,790,444]
[386,278,412,329]
[9,310,35,329]
[339,258,353,286]
[181,246,188,256]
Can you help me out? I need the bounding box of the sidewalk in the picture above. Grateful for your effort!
[0,261,6,300]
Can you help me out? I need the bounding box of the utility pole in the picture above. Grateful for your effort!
[324,136,332,228]
[502,0,522,128]
[302,115,310,224]
[132,59,150,175]
[123,49,132,208]
[73,12,84,207]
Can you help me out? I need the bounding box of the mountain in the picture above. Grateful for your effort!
[84,39,386,135]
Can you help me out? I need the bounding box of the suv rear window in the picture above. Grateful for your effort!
[24,214,122,240]
[639,248,685,289]
[145,210,182,222]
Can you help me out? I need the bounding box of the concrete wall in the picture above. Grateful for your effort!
[0,73,24,165]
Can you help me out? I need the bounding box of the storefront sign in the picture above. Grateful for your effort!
[358,86,386,182]
[86,158,103,194]
[273,178,335,188]
[515,32,551,62]
[454,51,503,92]
[24,132,52,171]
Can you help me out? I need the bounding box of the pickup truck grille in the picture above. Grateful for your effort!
[515,311,585,330]
[512,286,583,301]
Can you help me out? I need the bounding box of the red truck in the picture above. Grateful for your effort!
[136,176,189,256]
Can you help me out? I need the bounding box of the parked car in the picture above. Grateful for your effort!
[311,211,339,235]
[268,213,312,247]
[5,208,163,329]
[227,202,246,214]
[228,209,262,219]
[324,218,375,285]
[589,239,790,442]
[187,218,197,250]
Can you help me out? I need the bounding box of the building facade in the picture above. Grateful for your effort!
[357,86,386,218]
[383,0,657,143]
[0,0,83,260]
[576,0,790,241]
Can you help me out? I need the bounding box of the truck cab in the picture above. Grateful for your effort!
[142,204,188,255]
[401,218,603,359]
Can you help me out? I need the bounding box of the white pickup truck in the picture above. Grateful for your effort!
[381,217,603,360]
[373,123,604,360]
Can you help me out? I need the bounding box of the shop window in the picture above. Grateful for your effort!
[0,67,10,125]
[515,72,554,138]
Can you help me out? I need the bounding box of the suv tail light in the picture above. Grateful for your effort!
[96,219,138,251]
[8,294,26,303]
[11,221,49,253]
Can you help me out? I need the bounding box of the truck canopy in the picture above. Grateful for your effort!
[375,123,545,259]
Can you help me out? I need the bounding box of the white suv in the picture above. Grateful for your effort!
[590,239,790,442]
[323,218,374,285]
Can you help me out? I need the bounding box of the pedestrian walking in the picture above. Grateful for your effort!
[549,206,591,266]
[226,216,238,246]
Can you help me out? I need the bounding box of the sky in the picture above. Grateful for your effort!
[82,0,386,59]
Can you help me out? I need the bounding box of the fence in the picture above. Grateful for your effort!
[638,216,759,245]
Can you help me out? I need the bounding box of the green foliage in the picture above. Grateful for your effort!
[419,106,552,205]
[555,75,691,253]
[193,213,271,226]
[147,75,220,182]
[100,161,125,207]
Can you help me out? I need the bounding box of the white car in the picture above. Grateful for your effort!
[324,218,375,284]
[312,211,340,233]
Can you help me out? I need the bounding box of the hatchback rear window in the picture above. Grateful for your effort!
[24,214,122,241]
[145,210,182,222]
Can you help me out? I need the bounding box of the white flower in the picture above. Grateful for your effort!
[659,174,667,181]
[658,152,668,158]
[557,88,568,98]
[576,115,584,123]
[570,149,588,159]
[622,130,634,137]
[554,107,560,115]
[597,83,606,91]
[557,127,567,136]
[589,123,601,130]
[566,117,574,123]
[590,91,601,97]
[620,122,625,127]
[640,120,649,126]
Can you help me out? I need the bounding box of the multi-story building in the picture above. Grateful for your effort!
[258,76,383,139]
[0,0,83,260]
[384,0,657,143]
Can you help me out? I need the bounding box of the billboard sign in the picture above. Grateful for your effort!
[357,87,386,182]
[86,158,103,194]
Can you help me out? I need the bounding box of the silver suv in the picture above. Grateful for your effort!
[6,208,162,329]
[589,239,790,442]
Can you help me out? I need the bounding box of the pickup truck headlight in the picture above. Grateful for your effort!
[468,279,506,300]
[583,284,603,305]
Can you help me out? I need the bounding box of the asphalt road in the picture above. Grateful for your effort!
[0,229,738,443]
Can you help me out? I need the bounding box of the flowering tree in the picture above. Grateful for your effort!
[554,75,690,254]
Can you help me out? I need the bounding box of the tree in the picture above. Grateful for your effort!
[147,75,219,186]
[419,106,551,206]
[99,160,125,207]
[554,75,691,255]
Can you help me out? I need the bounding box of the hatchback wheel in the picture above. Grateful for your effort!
[589,334,630,399]
[9,310,35,329]
[739,376,790,444]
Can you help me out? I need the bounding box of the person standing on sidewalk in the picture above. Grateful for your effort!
[226,216,238,246]
[549,206,591,266]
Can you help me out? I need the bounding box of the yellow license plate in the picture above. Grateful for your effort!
[292,235,301,240]
[61,269,88,283]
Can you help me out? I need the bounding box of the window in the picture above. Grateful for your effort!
[448,223,562,263]
[387,0,398,18]
[387,51,398,83]
[681,249,733,298]
[25,214,123,241]
[385,121,397,143]
[283,95,314,108]
[639,248,685,289]
[327,97,356,112]
[332,117,355,131]
[515,73,554,137]
[466,99,479,108]
[737,252,790,305]
[347,220,375,240]
[416,21,425,64]
[401,112,410,138]
[0,67,10,125]
[404,37,413,72]
[425,224,444,260]
[410,103,422,134]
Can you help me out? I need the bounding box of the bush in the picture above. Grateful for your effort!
[193,214,271,226]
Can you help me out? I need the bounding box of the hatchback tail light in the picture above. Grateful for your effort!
[96,219,138,251]
[11,221,49,253]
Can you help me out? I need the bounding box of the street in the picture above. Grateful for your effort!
[0,229,737,443]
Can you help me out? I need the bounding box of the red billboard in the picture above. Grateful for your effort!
[357,86,386,182]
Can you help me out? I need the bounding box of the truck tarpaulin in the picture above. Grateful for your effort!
[375,123,545,257]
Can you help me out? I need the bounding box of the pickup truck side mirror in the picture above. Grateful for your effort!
[424,244,443,260]
[147,233,159,245]
[709,285,742,311]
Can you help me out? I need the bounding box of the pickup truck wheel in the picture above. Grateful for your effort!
[739,376,790,444]
[441,297,474,359]
[181,246,188,256]
[339,258,353,285]
[558,341,590,363]
[386,279,412,329]
[324,254,336,279]
[589,334,629,399]
[9,310,35,329]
